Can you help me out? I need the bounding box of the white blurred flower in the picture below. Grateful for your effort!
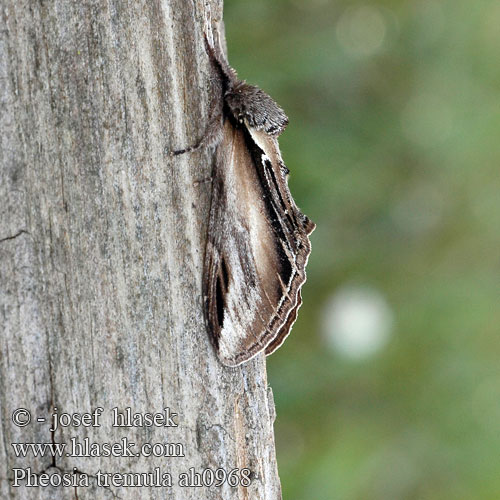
[321,285,394,359]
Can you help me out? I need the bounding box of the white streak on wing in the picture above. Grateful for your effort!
[248,127,284,165]
[261,153,274,187]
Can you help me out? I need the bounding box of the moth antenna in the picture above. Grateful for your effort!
[170,109,224,156]
[203,33,238,85]
[170,141,204,157]
[203,6,214,46]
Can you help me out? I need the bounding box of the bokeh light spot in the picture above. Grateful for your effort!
[321,285,394,360]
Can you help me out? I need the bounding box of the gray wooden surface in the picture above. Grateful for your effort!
[0,1,281,498]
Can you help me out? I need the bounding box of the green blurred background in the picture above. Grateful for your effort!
[224,0,500,499]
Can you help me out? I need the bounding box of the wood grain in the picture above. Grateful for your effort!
[0,1,281,498]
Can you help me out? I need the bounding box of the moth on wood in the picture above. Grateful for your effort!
[175,35,315,366]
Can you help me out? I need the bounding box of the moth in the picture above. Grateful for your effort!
[175,36,315,366]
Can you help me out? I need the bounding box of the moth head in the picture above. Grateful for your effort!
[224,81,254,122]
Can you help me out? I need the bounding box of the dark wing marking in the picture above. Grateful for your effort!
[203,119,314,366]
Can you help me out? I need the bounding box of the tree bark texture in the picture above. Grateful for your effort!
[0,1,281,499]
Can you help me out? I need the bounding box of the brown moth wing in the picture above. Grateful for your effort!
[247,128,314,357]
[204,119,314,366]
